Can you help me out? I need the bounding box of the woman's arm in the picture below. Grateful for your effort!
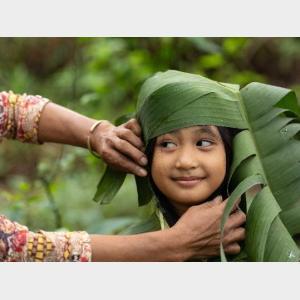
[0,91,147,176]
[0,196,245,262]
[91,196,246,262]
[38,102,148,176]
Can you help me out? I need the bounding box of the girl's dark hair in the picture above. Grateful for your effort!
[145,126,239,227]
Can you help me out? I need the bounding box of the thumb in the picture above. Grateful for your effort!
[209,195,223,206]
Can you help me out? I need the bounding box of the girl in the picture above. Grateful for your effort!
[119,70,247,259]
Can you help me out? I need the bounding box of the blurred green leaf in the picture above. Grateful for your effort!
[223,37,247,55]
[199,53,224,69]
[187,37,221,54]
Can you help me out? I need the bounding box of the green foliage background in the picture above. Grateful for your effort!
[0,37,299,234]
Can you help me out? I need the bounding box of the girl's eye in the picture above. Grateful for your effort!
[160,141,177,148]
[197,140,213,147]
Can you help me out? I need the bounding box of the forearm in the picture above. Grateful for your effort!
[38,102,97,148]
[0,91,97,148]
[90,228,186,262]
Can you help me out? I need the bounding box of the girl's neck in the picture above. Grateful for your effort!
[168,201,189,217]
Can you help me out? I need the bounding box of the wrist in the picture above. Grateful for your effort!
[86,120,104,158]
[89,120,112,150]
[164,227,192,262]
[169,225,212,261]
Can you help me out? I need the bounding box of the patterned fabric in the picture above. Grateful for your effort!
[0,215,91,262]
[0,91,92,262]
[0,91,49,143]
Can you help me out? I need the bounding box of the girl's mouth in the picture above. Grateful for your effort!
[172,176,204,187]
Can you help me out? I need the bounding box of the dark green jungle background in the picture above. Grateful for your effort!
[0,37,299,233]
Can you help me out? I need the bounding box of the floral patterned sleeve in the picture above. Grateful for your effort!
[0,91,92,262]
[0,215,91,262]
[0,90,49,143]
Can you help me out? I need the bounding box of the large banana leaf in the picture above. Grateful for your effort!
[220,82,300,262]
[93,70,300,261]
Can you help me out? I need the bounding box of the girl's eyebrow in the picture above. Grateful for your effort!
[158,126,220,140]
[193,126,220,139]
[166,126,219,139]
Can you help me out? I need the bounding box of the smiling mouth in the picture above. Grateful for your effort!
[172,176,205,187]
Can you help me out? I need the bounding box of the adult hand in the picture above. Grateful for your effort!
[90,119,148,177]
[170,195,246,260]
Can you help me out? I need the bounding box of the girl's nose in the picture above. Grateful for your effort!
[175,147,199,170]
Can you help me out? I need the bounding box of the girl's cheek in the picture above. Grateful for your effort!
[158,154,173,169]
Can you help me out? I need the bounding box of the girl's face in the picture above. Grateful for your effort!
[151,125,226,215]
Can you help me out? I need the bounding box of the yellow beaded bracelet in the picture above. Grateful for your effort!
[86,120,103,158]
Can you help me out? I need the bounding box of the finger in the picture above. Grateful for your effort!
[117,127,144,150]
[232,197,241,212]
[123,119,142,137]
[204,195,223,209]
[219,197,228,209]
[114,138,148,166]
[224,243,241,255]
[219,196,241,213]
[226,210,246,229]
[102,147,147,176]
[223,227,246,245]
[211,195,223,205]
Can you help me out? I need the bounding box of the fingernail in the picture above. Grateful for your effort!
[140,157,148,165]
[138,168,147,176]
[215,196,223,203]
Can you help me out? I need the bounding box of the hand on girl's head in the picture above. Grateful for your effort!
[92,119,148,177]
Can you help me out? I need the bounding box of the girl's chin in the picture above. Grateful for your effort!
[170,200,205,216]
[168,196,207,207]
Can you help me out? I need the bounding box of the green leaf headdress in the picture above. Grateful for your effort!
[93,70,300,262]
